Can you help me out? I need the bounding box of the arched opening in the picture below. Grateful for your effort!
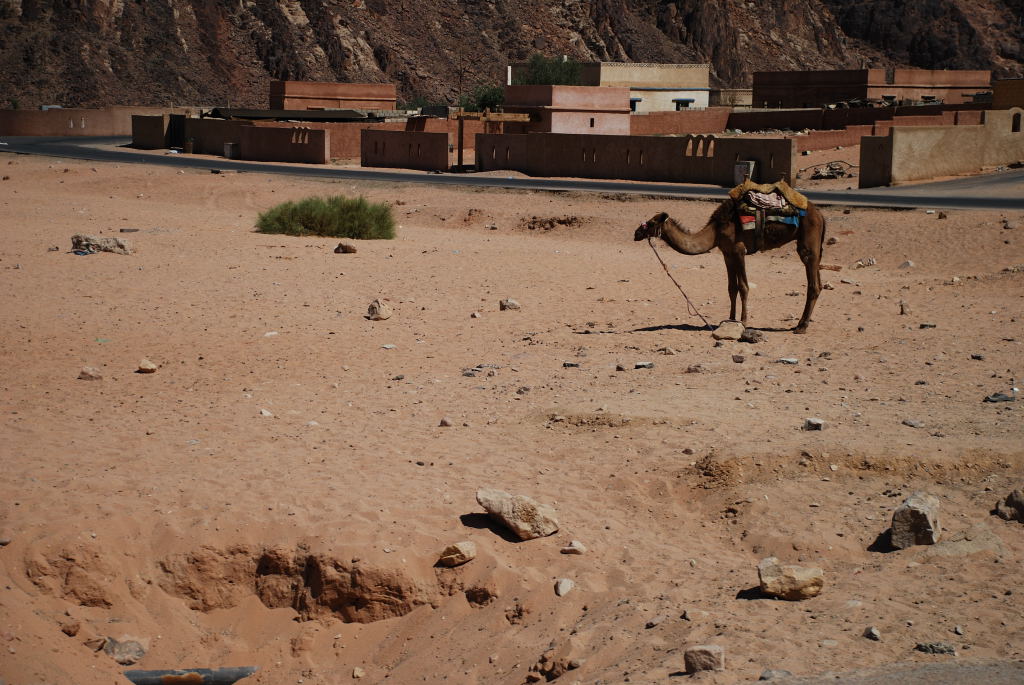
[1013,112,1022,133]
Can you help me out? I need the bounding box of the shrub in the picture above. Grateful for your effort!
[512,54,583,86]
[458,84,505,112]
[256,196,395,240]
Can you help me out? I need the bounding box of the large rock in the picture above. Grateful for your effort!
[685,645,725,673]
[71,234,132,255]
[712,320,744,340]
[757,557,824,600]
[995,487,1024,523]
[891,492,941,548]
[475,488,558,540]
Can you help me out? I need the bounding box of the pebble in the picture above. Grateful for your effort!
[804,417,825,431]
[759,670,793,681]
[915,642,956,655]
[78,366,103,381]
[439,417,453,427]
[259,408,274,417]
[137,359,157,373]
[635,361,654,369]
[892,491,941,548]
[778,358,799,365]
[352,666,366,679]
[560,540,587,555]
[902,419,924,428]
[554,578,575,597]
[437,541,477,567]
[615,363,627,372]
[470,311,482,318]
[863,626,881,641]
[563,361,580,368]
[732,354,745,364]
[970,353,985,360]
[381,344,396,350]
[499,298,521,311]
[919,322,937,329]
[953,625,964,635]
[899,260,915,269]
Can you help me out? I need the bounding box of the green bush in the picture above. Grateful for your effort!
[256,196,395,239]
[458,84,505,112]
[512,54,583,86]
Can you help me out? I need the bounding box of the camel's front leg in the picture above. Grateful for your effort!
[731,254,751,324]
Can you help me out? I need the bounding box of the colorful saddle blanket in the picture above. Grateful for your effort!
[730,180,808,254]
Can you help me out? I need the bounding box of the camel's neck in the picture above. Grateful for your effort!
[658,217,717,255]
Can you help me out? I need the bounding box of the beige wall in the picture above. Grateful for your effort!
[504,85,631,135]
[859,108,1024,186]
[239,126,330,164]
[268,81,397,110]
[629,89,710,113]
[595,63,710,89]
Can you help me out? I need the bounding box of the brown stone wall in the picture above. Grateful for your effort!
[753,69,990,108]
[131,115,170,149]
[0,106,176,136]
[239,126,330,164]
[630,108,731,135]
[993,79,1024,109]
[474,132,793,186]
[268,81,398,110]
[790,125,873,152]
[183,118,251,156]
[858,134,894,188]
[360,130,452,171]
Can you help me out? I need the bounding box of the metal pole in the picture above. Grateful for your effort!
[123,667,258,685]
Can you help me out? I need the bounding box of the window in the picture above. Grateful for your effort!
[589,118,595,128]
[629,98,642,112]
[673,98,694,111]
[1013,112,1021,133]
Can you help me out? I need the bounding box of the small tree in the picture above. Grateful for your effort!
[458,84,505,112]
[512,54,582,86]
[256,196,395,239]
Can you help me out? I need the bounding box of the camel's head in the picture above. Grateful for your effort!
[635,212,668,241]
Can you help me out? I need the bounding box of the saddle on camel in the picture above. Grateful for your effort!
[730,179,809,255]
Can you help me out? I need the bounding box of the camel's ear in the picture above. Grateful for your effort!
[656,212,669,223]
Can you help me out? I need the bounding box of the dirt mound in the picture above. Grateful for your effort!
[158,544,439,623]
[520,216,584,232]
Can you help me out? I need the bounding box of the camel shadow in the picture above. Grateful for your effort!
[631,323,711,333]
[459,513,521,543]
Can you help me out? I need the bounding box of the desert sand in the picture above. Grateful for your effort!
[0,152,1022,684]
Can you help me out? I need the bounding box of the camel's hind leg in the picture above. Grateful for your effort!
[794,224,823,334]
[724,252,739,321]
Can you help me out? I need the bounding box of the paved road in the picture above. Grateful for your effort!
[3,136,1023,211]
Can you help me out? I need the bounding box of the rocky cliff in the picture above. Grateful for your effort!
[1,0,1021,108]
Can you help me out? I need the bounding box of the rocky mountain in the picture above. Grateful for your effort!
[1,0,1021,109]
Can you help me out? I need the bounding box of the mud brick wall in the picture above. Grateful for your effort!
[239,126,330,164]
[360,130,452,171]
[629,108,731,135]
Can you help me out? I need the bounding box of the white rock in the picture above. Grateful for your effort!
[712,320,744,340]
[560,540,587,555]
[137,359,157,373]
[367,299,392,320]
[476,488,558,540]
[437,541,477,567]
[757,557,824,600]
[78,366,103,381]
[554,578,575,596]
[259,408,274,417]
[499,299,521,311]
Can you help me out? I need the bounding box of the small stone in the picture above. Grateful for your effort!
[352,666,366,679]
[499,299,521,311]
[103,637,146,665]
[71,234,132,255]
[971,353,985,360]
[826,236,839,245]
[635,361,654,369]
[891,492,941,548]
[470,311,482,318]
[899,260,915,269]
[995,487,1024,522]
[334,241,357,254]
[899,300,911,315]
[60,621,81,637]
[757,557,824,600]
[381,344,396,349]
[645,615,667,629]
[713,320,745,340]
[476,488,559,540]
[560,540,587,555]
[863,626,881,641]
[915,642,956,655]
[732,354,745,364]
[778,358,799,365]
[367,299,392,320]
[78,366,103,381]
[439,417,453,427]
[1003,220,1019,230]
[259,408,274,417]
[760,670,794,681]
[137,359,157,373]
[684,645,725,673]
[953,625,964,635]
[804,417,825,431]
[554,578,575,596]
[937,212,947,219]
[615,363,627,372]
[820,639,838,648]
[740,328,764,343]
[562,361,580,368]
[919,322,937,329]
[437,541,477,567]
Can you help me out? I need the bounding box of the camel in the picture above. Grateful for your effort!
[634,191,826,334]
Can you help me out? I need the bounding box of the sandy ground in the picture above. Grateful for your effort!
[0,152,1022,685]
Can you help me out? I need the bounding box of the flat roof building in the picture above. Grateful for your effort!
[269,81,398,111]
[752,69,991,108]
